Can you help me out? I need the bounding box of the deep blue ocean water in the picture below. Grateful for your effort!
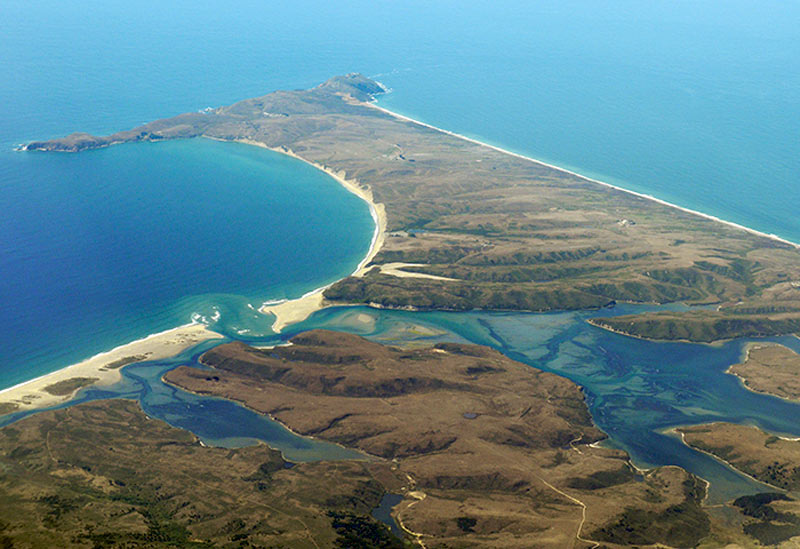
[2,0,800,499]
[0,138,373,387]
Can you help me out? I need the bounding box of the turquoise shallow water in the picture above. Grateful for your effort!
[4,303,798,501]
[294,305,800,503]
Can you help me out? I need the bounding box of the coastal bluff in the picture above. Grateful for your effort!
[27,73,800,343]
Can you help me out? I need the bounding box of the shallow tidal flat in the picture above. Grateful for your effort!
[3,305,800,546]
[163,330,714,548]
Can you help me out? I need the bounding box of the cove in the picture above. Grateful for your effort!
[0,138,374,389]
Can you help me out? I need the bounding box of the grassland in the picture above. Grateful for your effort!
[165,329,719,547]
[678,422,800,546]
[0,399,408,548]
[727,343,800,400]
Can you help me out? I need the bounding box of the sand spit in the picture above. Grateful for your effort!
[0,323,223,414]
[378,262,457,281]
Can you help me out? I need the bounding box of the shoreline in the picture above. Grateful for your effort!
[669,425,784,493]
[584,317,730,346]
[0,134,386,414]
[0,323,223,414]
[724,342,769,398]
[226,139,387,333]
[725,342,800,403]
[366,101,800,250]
[161,374,382,463]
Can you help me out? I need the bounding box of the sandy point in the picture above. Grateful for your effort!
[0,323,223,415]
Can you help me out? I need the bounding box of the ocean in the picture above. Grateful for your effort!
[2,0,800,498]
[0,138,373,387]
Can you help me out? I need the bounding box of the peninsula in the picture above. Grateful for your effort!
[26,74,800,344]
[12,74,800,546]
[727,343,800,401]
[676,422,800,546]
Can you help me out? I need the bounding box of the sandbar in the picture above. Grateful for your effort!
[0,323,223,414]
[377,262,457,281]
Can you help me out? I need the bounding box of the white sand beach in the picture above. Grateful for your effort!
[0,323,223,413]
[248,142,387,333]
[365,101,800,250]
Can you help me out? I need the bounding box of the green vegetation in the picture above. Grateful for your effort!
[590,311,800,342]
[456,516,477,532]
[0,403,18,415]
[42,376,99,396]
[0,399,403,548]
[167,332,719,547]
[679,422,800,491]
[325,270,614,312]
[589,477,710,547]
[104,354,149,369]
[733,493,800,546]
[327,511,405,548]
[566,466,635,490]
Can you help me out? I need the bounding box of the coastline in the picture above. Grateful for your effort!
[227,138,387,333]
[0,133,385,415]
[366,101,800,250]
[8,83,795,416]
[161,374,381,463]
[0,323,223,414]
[670,425,784,493]
[585,317,726,346]
[725,342,800,402]
[724,342,769,397]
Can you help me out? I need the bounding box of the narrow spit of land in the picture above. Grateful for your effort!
[27,73,800,345]
[0,323,221,414]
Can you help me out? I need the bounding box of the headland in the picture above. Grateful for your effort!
[25,73,800,347]
[15,74,800,544]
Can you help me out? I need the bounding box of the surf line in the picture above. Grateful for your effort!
[366,97,800,250]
